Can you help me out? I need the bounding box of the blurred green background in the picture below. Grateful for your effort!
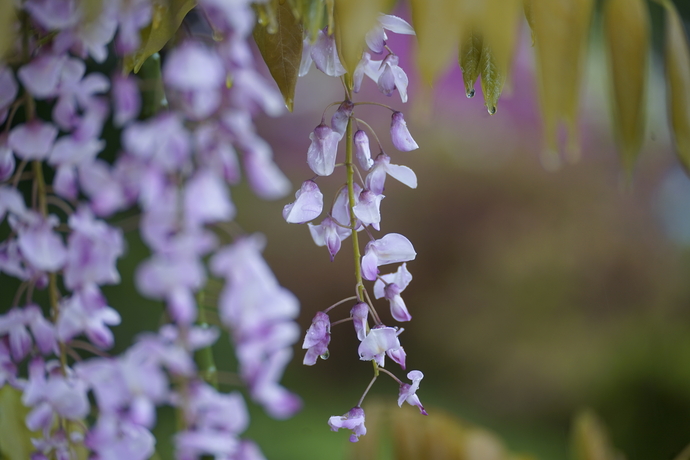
[3,5,690,460]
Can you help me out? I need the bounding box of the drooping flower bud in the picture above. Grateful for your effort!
[354,130,373,170]
[331,100,354,138]
[307,124,340,176]
[390,112,418,151]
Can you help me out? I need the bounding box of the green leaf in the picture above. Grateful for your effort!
[661,0,690,173]
[459,31,483,98]
[124,0,196,74]
[253,0,304,112]
[411,0,462,85]
[0,386,40,460]
[334,0,389,77]
[479,42,504,115]
[603,0,650,173]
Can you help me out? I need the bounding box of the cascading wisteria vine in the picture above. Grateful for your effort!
[284,13,428,442]
[0,0,302,459]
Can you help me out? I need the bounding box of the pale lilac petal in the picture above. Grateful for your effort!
[112,74,140,127]
[163,43,225,90]
[353,190,384,230]
[17,54,65,98]
[184,169,235,227]
[243,137,291,199]
[54,165,78,199]
[386,345,406,369]
[398,370,427,415]
[311,30,346,77]
[361,233,415,280]
[385,163,417,188]
[0,144,15,181]
[9,122,58,160]
[365,25,386,54]
[377,64,396,96]
[283,180,323,224]
[298,39,313,77]
[0,66,19,111]
[391,112,418,151]
[350,302,369,341]
[302,311,330,365]
[18,220,67,272]
[378,14,415,36]
[307,124,340,176]
[358,326,401,366]
[331,101,353,137]
[328,406,366,442]
[354,130,373,170]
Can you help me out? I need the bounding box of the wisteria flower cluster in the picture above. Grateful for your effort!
[287,14,427,443]
[0,0,302,459]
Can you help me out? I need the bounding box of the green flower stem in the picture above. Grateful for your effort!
[194,290,218,389]
[346,113,379,379]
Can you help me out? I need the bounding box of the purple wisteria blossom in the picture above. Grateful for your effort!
[283,180,324,224]
[365,14,416,55]
[354,189,385,230]
[308,217,351,261]
[57,285,121,349]
[398,370,428,415]
[307,123,341,176]
[365,153,417,195]
[328,406,367,442]
[8,121,58,160]
[373,263,413,322]
[300,29,347,77]
[302,311,331,365]
[361,233,416,281]
[390,111,419,151]
[351,302,369,341]
[358,326,406,369]
[354,129,374,170]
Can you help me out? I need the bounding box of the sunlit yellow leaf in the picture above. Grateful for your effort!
[528,0,595,160]
[333,0,388,81]
[479,0,521,87]
[479,42,504,115]
[0,0,17,61]
[662,1,690,172]
[411,0,463,85]
[253,0,303,112]
[459,31,483,98]
[0,386,40,460]
[571,409,621,460]
[603,0,650,173]
[124,0,196,74]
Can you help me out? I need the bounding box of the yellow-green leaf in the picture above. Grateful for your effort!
[459,31,483,98]
[528,0,595,160]
[253,0,303,112]
[333,0,388,79]
[479,0,521,89]
[603,0,650,173]
[124,0,196,74]
[0,0,17,61]
[662,1,690,172]
[411,0,463,85]
[479,41,504,115]
[571,409,621,460]
[0,386,40,460]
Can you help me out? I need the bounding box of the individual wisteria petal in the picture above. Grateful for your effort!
[56,285,122,349]
[377,55,409,103]
[163,42,225,91]
[24,0,80,30]
[8,121,59,160]
[0,341,17,387]
[331,101,354,138]
[184,169,236,228]
[249,348,302,419]
[25,305,57,355]
[0,143,15,181]
[0,186,27,222]
[358,326,405,368]
[299,38,314,77]
[353,52,384,93]
[308,217,351,261]
[353,189,384,231]
[397,370,427,415]
[242,137,291,200]
[112,74,141,127]
[390,112,419,151]
[17,215,68,272]
[361,233,416,281]
[365,14,416,54]
[307,124,341,176]
[354,130,373,170]
[0,308,32,361]
[365,153,417,195]
[64,206,124,290]
[302,311,331,365]
[350,302,369,341]
[49,136,105,167]
[373,263,413,322]
[86,414,155,460]
[311,30,347,77]
[283,180,324,224]
[122,113,191,172]
[328,406,366,442]
[17,54,65,99]
[194,122,241,184]
[332,183,362,229]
